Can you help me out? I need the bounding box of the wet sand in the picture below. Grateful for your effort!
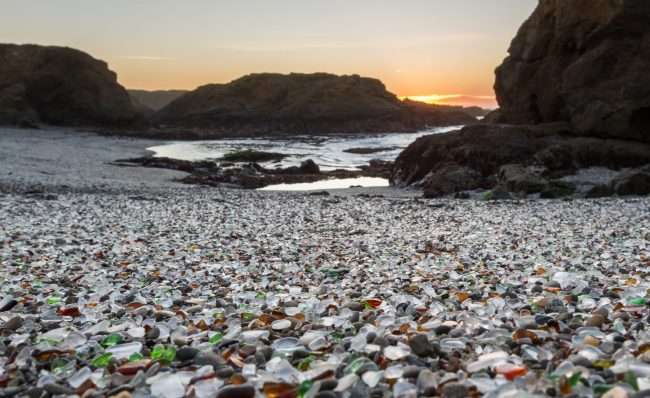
[0,127,190,194]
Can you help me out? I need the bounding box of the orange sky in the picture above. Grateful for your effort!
[401,95,499,108]
[1,0,537,107]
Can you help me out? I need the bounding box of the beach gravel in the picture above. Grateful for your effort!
[1,127,650,396]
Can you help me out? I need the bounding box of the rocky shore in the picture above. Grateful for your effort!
[392,123,650,199]
[110,156,392,190]
[0,127,399,195]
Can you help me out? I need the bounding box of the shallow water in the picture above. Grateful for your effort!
[147,126,460,171]
[258,177,389,191]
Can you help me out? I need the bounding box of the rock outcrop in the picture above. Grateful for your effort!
[493,0,650,142]
[392,0,650,197]
[114,156,387,190]
[154,73,476,136]
[0,44,140,127]
[392,123,650,197]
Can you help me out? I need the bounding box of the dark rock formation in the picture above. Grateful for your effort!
[111,157,219,174]
[297,159,320,175]
[261,159,321,176]
[343,147,399,155]
[393,0,650,197]
[493,0,650,142]
[154,73,476,136]
[392,123,650,197]
[114,156,387,190]
[128,89,187,112]
[422,165,484,199]
[0,44,139,127]
[359,159,394,179]
[497,164,547,194]
[220,149,287,163]
[611,165,650,196]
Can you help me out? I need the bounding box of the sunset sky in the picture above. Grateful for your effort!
[1,0,537,107]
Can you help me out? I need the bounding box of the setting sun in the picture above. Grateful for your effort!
[401,94,497,109]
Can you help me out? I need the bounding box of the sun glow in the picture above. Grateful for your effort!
[401,94,461,103]
[400,94,497,108]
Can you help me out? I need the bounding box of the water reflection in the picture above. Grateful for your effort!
[148,126,460,171]
[258,177,389,191]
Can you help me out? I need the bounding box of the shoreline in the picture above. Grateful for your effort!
[0,127,421,198]
[96,124,464,142]
[2,126,647,200]
[0,127,189,195]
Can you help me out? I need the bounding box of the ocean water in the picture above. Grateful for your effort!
[258,177,390,191]
[148,126,461,190]
[148,126,460,171]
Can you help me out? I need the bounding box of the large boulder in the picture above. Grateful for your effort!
[493,0,650,142]
[154,73,476,136]
[497,164,547,194]
[422,164,485,198]
[0,43,139,127]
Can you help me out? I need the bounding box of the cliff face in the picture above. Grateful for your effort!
[494,0,650,141]
[0,44,139,127]
[154,73,476,135]
[393,0,650,197]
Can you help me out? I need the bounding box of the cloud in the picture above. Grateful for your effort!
[213,43,369,53]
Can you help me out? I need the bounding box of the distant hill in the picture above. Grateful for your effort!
[154,73,476,136]
[456,106,491,118]
[128,89,188,112]
[0,45,476,136]
[0,43,139,127]
[401,100,489,119]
